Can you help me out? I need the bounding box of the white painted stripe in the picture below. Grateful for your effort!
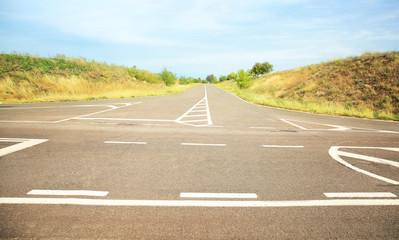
[262,145,304,148]
[104,141,147,145]
[329,146,399,185]
[180,193,258,199]
[78,118,175,122]
[1,198,399,207]
[190,110,207,112]
[180,119,208,123]
[204,85,213,125]
[336,150,399,168]
[27,190,109,197]
[0,138,48,157]
[184,114,208,117]
[181,143,226,147]
[324,192,397,198]
[280,119,307,130]
[54,103,134,123]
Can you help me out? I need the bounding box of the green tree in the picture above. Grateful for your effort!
[249,61,273,77]
[160,68,176,86]
[219,75,227,82]
[227,72,237,80]
[206,74,217,83]
[235,69,253,89]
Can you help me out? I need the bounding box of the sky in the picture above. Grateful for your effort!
[0,0,398,78]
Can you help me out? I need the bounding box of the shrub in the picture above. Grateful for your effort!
[160,68,176,86]
[235,69,253,89]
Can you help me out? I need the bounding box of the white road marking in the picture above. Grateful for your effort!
[262,145,304,148]
[336,150,399,168]
[1,198,399,207]
[175,85,212,127]
[27,190,109,197]
[324,192,397,198]
[281,119,399,133]
[181,143,226,147]
[184,114,207,117]
[0,103,140,124]
[0,138,48,157]
[180,193,258,199]
[329,146,399,185]
[56,103,136,123]
[280,119,307,130]
[78,118,175,122]
[143,123,171,126]
[105,141,147,145]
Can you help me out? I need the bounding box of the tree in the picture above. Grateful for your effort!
[160,68,176,86]
[206,74,217,83]
[249,61,273,77]
[235,69,253,89]
[219,75,227,82]
[227,72,237,80]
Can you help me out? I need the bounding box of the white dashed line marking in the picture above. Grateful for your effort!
[27,190,109,197]
[180,193,258,199]
[105,141,147,145]
[324,192,397,198]
[262,145,304,148]
[181,143,226,147]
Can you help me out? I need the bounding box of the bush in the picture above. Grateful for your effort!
[227,72,237,80]
[235,69,253,89]
[160,68,176,86]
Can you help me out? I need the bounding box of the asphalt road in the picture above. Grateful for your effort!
[0,84,398,239]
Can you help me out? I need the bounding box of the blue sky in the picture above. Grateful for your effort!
[1,0,398,78]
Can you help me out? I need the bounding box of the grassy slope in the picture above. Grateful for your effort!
[0,53,195,103]
[217,52,399,120]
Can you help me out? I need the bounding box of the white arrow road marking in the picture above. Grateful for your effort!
[329,146,399,185]
[0,138,48,157]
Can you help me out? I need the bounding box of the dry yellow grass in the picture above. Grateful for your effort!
[217,52,399,120]
[0,53,196,103]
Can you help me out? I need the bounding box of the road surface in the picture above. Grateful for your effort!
[1,84,398,238]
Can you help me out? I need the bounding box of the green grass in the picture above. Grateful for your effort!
[0,53,196,103]
[216,51,399,121]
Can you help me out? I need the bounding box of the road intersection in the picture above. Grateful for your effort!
[0,84,398,238]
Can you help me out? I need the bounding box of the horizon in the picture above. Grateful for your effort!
[1,0,398,78]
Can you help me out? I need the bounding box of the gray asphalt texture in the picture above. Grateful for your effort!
[0,84,398,239]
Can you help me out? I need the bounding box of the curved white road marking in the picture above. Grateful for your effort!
[329,146,399,185]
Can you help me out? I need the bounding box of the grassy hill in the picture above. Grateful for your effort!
[0,53,194,103]
[218,51,399,121]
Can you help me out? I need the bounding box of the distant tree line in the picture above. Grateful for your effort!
[206,61,273,89]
